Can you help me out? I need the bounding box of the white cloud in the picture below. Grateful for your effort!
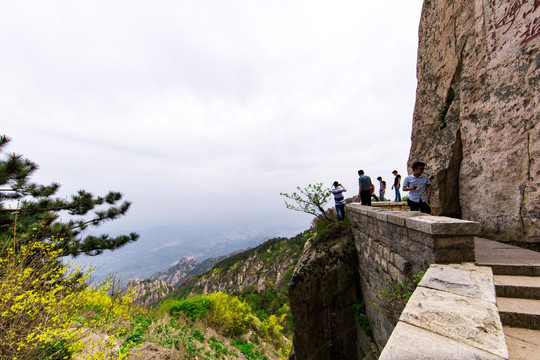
[0,0,423,231]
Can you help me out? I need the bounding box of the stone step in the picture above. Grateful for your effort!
[503,327,540,360]
[483,263,540,276]
[475,237,540,276]
[494,275,540,300]
[497,297,540,330]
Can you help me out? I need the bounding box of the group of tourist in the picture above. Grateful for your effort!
[331,161,432,221]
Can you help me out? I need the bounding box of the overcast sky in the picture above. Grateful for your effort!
[1,1,424,237]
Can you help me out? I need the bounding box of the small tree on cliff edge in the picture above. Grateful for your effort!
[0,135,139,257]
[280,183,333,221]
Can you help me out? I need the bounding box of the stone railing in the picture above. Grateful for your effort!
[345,197,409,212]
[370,201,409,211]
[380,263,508,359]
[346,203,481,349]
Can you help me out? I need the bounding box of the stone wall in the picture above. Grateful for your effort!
[409,0,540,242]
[380,263,508,360]
[346,203,480,349]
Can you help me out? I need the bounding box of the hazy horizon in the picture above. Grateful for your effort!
[2,1,423,279]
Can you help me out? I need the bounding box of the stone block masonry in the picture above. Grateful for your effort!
[346,203,481,349]
[380,264,508,360]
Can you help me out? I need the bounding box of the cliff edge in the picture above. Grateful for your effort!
[288,228,375,360]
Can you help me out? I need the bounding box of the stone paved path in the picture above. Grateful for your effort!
[475,237,540,359]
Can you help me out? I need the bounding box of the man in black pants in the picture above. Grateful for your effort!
[358,170,372,206]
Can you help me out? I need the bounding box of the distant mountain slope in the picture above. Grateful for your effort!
[149,257,200,288]
[180,231,309,296]
[68,221,305,286]
[149,250,245,288]
[128,232,308,311]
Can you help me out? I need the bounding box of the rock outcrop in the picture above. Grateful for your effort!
[125,279,173,307]
[288,231,373,360]
[150,257,200,288]
[409,0,540,242]
[149,251,243,288]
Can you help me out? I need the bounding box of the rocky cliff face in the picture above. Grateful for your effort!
[125,279,173,307]
[150,258,200,288]
[288,230,375,360]
[187,236,306,294]
[409,0,540,242]
[149,251,243,288]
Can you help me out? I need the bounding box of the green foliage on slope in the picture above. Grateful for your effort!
[0,227,307,359]
[171,231,309,340]
[151,231,312,358]
[134,291,288,359]
[210,231,307,277]
[0,238,144,360]
[0,236,290,359]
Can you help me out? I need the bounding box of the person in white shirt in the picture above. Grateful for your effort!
[402,161,432,214]
[331,181,347,221]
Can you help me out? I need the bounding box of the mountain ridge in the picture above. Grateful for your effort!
[149,249,247,288]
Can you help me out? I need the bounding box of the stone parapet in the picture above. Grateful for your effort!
[347,204,479,269]
[345,197,409,212]
[346,203,481,349]
[379,264,508,360]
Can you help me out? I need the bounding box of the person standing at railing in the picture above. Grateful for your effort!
[377,176,386,201]
[357,170,372,206]
[331,181,347,221]
[391,170,401,202]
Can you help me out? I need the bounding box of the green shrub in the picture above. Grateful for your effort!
[311,218,351,245]
[191,329,205,342]
[231,339,268,360]
[0,239,141,360]
[169,297,211,320]
[371,271,425,325]
[120,316,152,353]
[175,283,196,300]
[209,336,237,358]
[352,300,372,337]
[206,292,254,337]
